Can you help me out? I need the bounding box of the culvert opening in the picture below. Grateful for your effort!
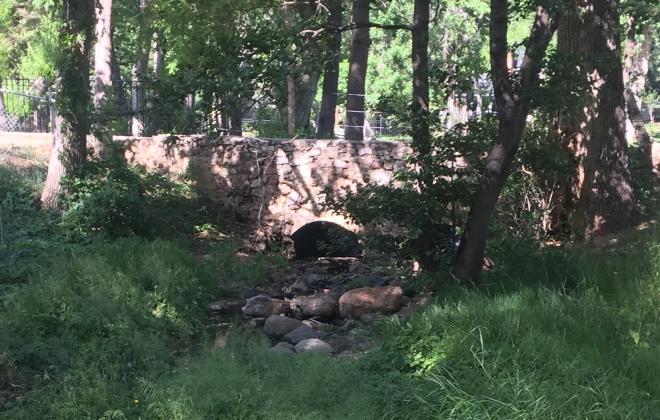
[291,221,362,259]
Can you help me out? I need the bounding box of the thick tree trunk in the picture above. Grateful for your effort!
[453,1,559,282]
[345,0,370,141]
[411,0,430,156]
[316,0,343,139]
[91,0,113,157]
[41,0,94,208]
[578,0,637,237]
[558,0,637,238]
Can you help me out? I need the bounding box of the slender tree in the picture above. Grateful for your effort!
[345,0,370,141]
[41,0,95,208]
[623,18,652,163]
[453,1,561,282]
[131,0,149,136]
[316,0,343,138]
[283,1,297,137]
[411,0,431,156]
[91,0,113,157]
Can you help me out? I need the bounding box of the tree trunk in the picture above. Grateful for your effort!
[453,1,559,282]
[411,0,430,156]
[316,0,343,139]
[295,73,320,131]
[294,0,322,132]
[91,0,113,158]
[229,111,242,136]
[578,0,637,237]
[283,2,296,137]
[345,0,370,141]
[110,38,129,134]
[558,0,637,238]
[41,0,94,208]
[623,19,652,167]
[131,0,149,137]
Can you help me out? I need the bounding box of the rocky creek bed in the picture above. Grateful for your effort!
[208,257,430,358]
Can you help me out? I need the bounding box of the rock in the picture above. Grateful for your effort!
[242,295,290,317]
[284,324,320,344]
[263,315,303,337]
[289,278,313,295]
[243,287,284,300]
[208,299,244,314]
[295,338,333,354]
[270,342,296,355]
[303,272,328,287]
[348,260,370,274]
[338,286,404,319]
[246,317,267,328]
[302,294,338,319]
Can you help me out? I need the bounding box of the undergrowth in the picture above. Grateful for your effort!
[2,154,660,418]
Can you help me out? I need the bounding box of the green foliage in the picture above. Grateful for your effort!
[0,161,58,282]
[60,152,219,239]
[328,117,491,269]
[364,229,660,418]
[0,239,219,417]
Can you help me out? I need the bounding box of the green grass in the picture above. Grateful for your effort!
[647,122,660,143]
[2,158,660,418]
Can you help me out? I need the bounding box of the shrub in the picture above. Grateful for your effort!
[60,151,218,239]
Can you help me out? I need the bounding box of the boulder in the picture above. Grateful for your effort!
[289,278,313,295]
[208,299,245,314]
[242,295,289,317]
[302,294,338,319]
[302,272,328,287]
[295,338,333,354]
[338,286,404,319]
[270,342,295,355]
[263,315,303,337]
[284,324,320,344]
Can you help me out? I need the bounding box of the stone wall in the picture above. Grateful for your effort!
[120,135,412,238]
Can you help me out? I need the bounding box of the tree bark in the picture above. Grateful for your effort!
[623,18,652,167]
[283,1,296,137]
[41,0,94,208]
[558,0,637,238]
[316,0,343,139]
[131,0,149,137]
[578,0,637,237]
[453,1,559,283]
[411,0,431,156]
[110,37,129,134]
[345,0,370,141]
[295,0,322,132]
[91,0,113,158]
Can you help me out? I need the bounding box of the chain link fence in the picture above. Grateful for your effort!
[0,78,53,133]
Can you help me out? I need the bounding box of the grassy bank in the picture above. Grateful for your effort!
[2,157,660,418]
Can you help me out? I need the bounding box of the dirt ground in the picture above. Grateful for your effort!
[0,132,52,168]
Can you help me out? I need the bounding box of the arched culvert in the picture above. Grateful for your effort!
[291,221,362,259]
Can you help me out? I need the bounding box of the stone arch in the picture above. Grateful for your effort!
[291,220,363,259]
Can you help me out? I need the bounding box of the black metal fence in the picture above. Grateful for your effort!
[0,78,53,132]
[0,77,411,139]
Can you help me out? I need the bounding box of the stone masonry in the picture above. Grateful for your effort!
[119,135,412,239]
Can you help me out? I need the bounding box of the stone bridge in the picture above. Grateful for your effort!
[121,135,412,243]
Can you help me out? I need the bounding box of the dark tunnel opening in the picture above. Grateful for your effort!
[291,221,363,259]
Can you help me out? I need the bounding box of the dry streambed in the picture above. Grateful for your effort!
[209,257,430,358]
